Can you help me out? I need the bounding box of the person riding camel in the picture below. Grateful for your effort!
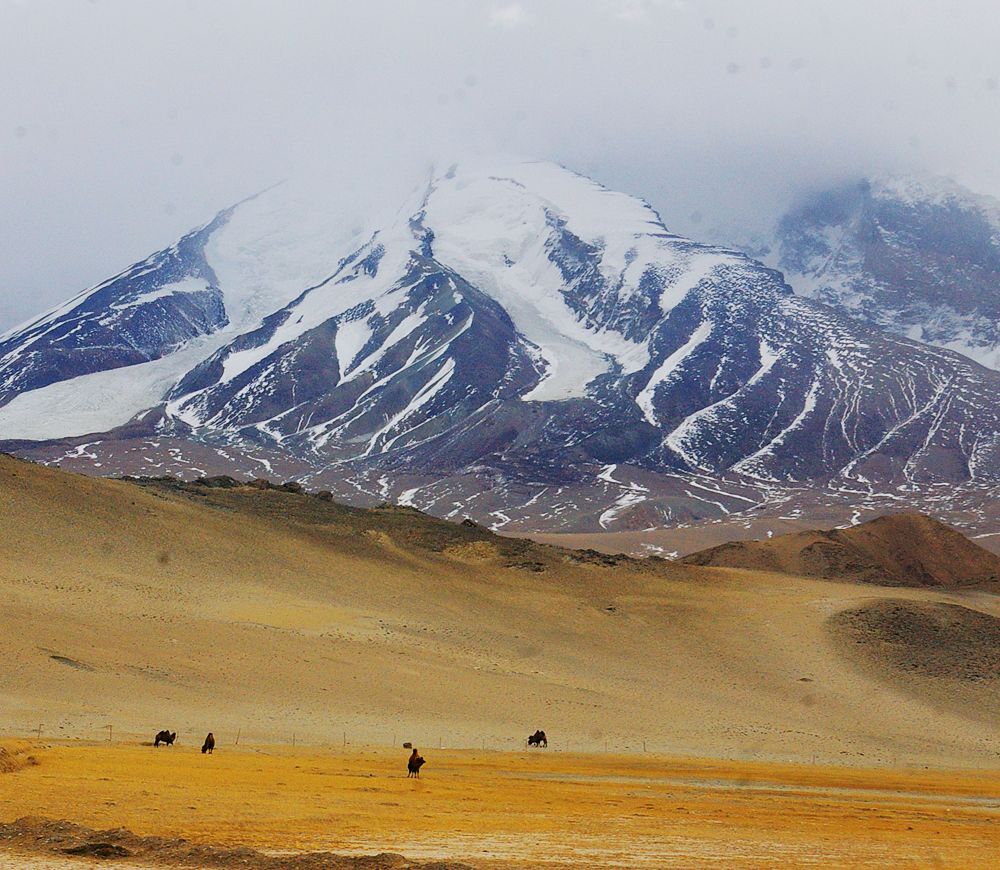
[407,747,426,777]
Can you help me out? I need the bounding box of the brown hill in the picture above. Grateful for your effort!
[681,513,1000,587]
[2,455,999,766]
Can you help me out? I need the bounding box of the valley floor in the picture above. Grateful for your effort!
[2,741,999,869]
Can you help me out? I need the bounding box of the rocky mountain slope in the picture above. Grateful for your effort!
[773,175,1000,369]
[5,162,1000,532]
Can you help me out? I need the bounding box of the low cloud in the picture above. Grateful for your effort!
[2,0,999,330]
[489,3,529,30]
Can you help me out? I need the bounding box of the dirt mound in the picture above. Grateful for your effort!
[0,816,473,869]
[0,744,37,774]
[681,513,1000,587]
[62,841,131,858]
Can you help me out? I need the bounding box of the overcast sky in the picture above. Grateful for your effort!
[3,0,1000,330]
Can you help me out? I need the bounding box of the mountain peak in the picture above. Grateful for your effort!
[868,172,1000,212]
[5,160,1000,534]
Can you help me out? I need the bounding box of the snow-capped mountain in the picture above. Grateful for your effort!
[5,161,1000,532]
[773,175,1000,369]
[0,184,380,439]
[0,207,231,408]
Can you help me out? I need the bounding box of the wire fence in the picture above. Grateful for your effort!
[16,723,659,753]
[13,722,966,770]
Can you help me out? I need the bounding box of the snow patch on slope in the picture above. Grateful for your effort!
[659,254,726,313]
[598,488,647,529]
[664,339,781,469]
[106,277,211,314]
[205,186,376,334]
[0,332,236,440]
[636,321,713,425]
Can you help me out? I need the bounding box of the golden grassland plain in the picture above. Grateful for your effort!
[2,455,999,866]
[2,740,999,869]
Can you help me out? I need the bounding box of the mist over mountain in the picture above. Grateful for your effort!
[771,175,1000,369]
[5,0,1000,333]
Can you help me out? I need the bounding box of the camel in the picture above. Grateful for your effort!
[154,730,176,747]
[407,748,425,777]
[527,729,547,747]
[201,732,215,754]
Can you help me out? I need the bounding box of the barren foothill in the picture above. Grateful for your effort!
[1,456,999,867]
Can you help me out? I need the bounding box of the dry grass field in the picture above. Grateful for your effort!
[2,740,999,869]
[1,454,999,867]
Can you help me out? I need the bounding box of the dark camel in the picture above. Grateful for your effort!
[154,730,176,747]
[527,729,547,747]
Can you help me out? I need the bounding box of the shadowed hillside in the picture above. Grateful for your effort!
[828,600,1000,720]
[121,473,635,572]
